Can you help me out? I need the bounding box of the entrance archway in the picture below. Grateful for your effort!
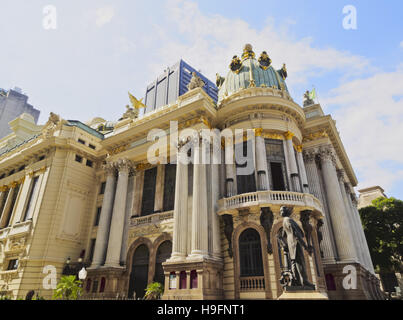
[128,244,149,299]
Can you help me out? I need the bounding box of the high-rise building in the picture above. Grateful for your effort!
[0,88,40,139]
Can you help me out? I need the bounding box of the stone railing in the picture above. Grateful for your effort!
[240,276,266,292]
[217,190,323,215]
[130,211,174,227]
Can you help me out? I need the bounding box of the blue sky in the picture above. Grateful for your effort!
[0,0,402,199]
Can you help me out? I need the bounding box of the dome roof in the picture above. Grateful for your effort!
[217,44,289,103]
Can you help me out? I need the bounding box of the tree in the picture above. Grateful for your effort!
[359,197,403,273]
[144,282,164,300]
[53,275,82,300]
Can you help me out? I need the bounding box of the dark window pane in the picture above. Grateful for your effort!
[99,182,106,195]
[236,141,256,195]
[7,259,18,270]
[89,239,96,262]
[23,176,39,221]
[163,164,176,212]
[239,229,264,276]
[141,167,157,216]
[94,207,101,226]
[270,162,286,191]
[154,241,172,285]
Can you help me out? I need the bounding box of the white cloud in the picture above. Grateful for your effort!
[143,0,371,89]
[400,41,403,48]
[322,68,403,191]
[95,6,115,27]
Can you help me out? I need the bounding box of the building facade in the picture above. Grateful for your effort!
[0,88,40,139]
[0,45,383,300]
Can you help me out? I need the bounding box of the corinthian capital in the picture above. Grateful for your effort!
[102,162,116,176]
[115,158,133,173]
[318,145,336,165]
[302,149,317,162]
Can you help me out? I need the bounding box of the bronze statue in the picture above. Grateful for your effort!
[278,206,315,290]
[278,63,288,80]
[229,55,242,73]
[303,90,314,107]
[216,73,225,88]
[258,51,272,70]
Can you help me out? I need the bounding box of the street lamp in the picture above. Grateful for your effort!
[78,267,87,300]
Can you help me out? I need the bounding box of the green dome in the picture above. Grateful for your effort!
[217,45,289,103]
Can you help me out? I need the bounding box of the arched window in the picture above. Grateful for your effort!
[128,244,149,299]
[239,228,264,276]
[154,240,172,285]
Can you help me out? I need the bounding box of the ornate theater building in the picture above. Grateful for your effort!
[0,45,383,300]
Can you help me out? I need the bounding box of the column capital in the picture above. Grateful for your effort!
[115,158,133,173]
[254,128,263,137]
[318,145,337,165]
[296,145,303,153]
[284,131,294,140]
[102,162,116,176]
[302,148,317,162]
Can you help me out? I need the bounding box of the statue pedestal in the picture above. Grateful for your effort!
[278,287,329,300]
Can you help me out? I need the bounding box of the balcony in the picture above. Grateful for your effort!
[240,276,266,292]
[217,190,323,216]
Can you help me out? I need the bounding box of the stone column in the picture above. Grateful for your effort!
[154,164,165,213]
[211,130,222,260]
[188,135,209,260]
[90,163,117,268]
[104,159,132,268]
[296,146,309,194]
[254,128,269,191]
[319,146,357,262]
[303,149,337,263]
[347,188,375,274]
[336,169,360,264]
[225,140,236,197]
[284,131,301,192]
[168,144,189,262]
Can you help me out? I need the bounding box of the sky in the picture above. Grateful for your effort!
[0,0,402,199]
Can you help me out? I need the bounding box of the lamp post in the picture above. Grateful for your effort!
[78,267,87,300]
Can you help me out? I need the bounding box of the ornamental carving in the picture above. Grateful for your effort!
[260,207,274,254]
[336,169,346,182]
[229,55,242,73]
[302,130,328,143]
[115,158,133,173]
[302,149,317,162]
[300,210,313,251]
[102,162,116,176]
[258,51,272,70]
[187,72,205,91]
[317,145,337,166]
[222,214,234,258]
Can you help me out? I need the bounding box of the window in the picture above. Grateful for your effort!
[89,239,96,262]
[239,229,264,277]
[3,184,20,228]
[92,280,99,293]
[85,279,92,293]
[99,277,106,293]
[38,155,45,161]
[236,141,256,195]
[75,155,83,163]
[265,139,288,191]
[325,274,336,291]
[7,259,18,270]
[78,139,86,145]
[0,174,5,179]
[179,271,187,289]
[0,189,9,217]
[270,162,286,191]
[154,241,172,285]
[8,169,15,176]
[99,182,106,195]
[89,144,96,150]
[190,270,198,289]
[22,176,39,221]
[94,207,101,226]
[163,164,176,212]
[86,159,93,168]
[18,165,25,172]
[141,167,157,216]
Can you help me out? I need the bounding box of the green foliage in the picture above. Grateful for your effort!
[359,197,403,273]
[144,282,164,300]
[52,275,82,300]
[0,296,12,300]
